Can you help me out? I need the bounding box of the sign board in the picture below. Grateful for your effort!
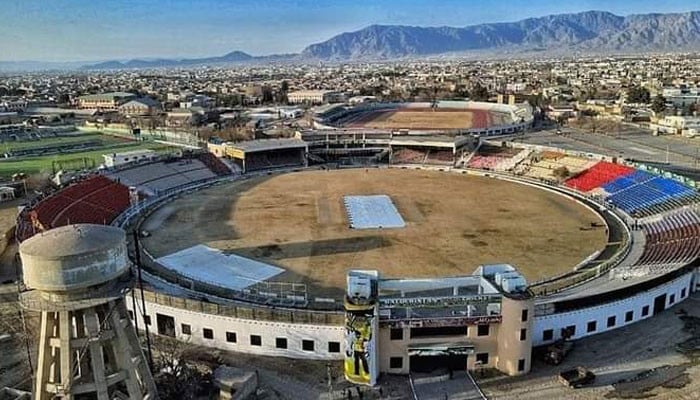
[381,315,502,328]
[379,295,501,308]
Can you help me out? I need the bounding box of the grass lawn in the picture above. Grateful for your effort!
[0,133,129,152]
[0,141,173,177]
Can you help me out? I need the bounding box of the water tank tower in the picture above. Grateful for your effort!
[19,224,157,400]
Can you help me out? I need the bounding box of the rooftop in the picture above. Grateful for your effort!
[20,224,125,260]
[78,92,136,101]
[228,138,307,153]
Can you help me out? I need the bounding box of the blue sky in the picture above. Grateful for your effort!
[1,0,698,61]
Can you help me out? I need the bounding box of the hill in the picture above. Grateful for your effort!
[301,11,700,60]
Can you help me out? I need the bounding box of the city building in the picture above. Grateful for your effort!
[287,90,345,105]
[103,149,157,167]
[118,97,161,116]
[77,92,136,110]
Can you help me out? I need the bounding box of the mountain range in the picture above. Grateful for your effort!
[4,10,700,71]
[301,10,700,60]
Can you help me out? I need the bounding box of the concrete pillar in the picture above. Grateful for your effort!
[20,224,158,400]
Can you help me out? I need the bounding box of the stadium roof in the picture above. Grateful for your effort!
[228,138,307,153]
[390,135,466,149]
[119,97,160,108]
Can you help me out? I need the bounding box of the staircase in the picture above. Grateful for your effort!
[411,370,487,400]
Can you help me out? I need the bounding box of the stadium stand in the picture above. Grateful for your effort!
[602,170,655,194]
[564,161,634,192]
[197,152,232,176]
[108,159,217,194]
[28,175,130,234]
[605,176,697,216]
[424,149,454,165]
[636,208,700,269]
[522,154,596,181]
[391,148,427,164]
[244,149,305,172]
[467,145,525,171]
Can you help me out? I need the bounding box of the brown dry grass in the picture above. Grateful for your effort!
[142,169,607,298]
[358,110,476,130]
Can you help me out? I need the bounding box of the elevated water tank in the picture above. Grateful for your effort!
[20,224,128,292]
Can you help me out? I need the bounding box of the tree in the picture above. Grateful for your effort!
[277,80,289,104]
[626,86,651,104]
[152,337,215,400]
[471,83,489,101]
[261,86,274,104]
[651,94,667,114]
[553,166,570,179]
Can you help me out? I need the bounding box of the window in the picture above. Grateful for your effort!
[181,324,191,335]
[519,328,527,341]
[586,321,597,333]
[226,332,237,343]
[563,325,576,338]
[669,294,675,305]
[203,328,213,340]
[518,359,526,372]
[156,314,175,337]
[276,337,287,349]
[250,335,262,346]
[143,315,151,326]
[390,357,403,369]
[302,340,315,352]
[521,309,528,322]
[410,326,467,338]
[128,310,134,320]
[328,342,340,353]
[625,311,634,322]
[681,288,687,298]
[542,329,553,341]
[477,325,490,337]
[390,328,403,340]
[607,316,616,328]
[475,353,489,365]
[642,305,650,317]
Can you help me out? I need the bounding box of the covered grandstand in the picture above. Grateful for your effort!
[390,135,475,166]
[208,138,307,173]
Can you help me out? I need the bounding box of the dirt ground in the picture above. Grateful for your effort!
[0,295,36,392]
[142,168,607,299]
[479,293,700,400]
[355,110,478,130]
[0,198,23,284]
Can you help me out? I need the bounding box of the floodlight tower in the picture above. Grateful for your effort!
[19,224,157,400]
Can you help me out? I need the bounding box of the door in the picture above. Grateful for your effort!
[653,294,667,315]
[409,354,467,373]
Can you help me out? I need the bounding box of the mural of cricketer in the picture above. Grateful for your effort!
[344,309,375,385]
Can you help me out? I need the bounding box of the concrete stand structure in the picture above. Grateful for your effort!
[19,224,157,400]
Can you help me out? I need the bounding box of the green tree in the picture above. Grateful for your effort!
[651,95,667,114]
[626,86,651,104]
[471,83,489,101]
[261,86,274,103]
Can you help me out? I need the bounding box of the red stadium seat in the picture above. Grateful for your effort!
[24,176,132,239]
[564,162,634,192]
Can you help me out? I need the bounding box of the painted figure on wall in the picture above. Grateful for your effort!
[344,310,373,384]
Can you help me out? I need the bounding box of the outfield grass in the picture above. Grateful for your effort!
[0,141,173,177]
[0,133,128,152]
